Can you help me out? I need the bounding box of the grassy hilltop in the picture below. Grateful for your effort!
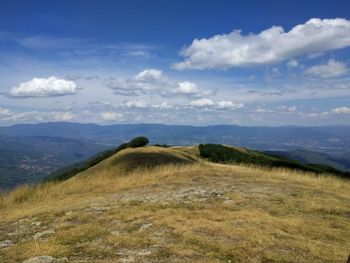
[0,144,350,262]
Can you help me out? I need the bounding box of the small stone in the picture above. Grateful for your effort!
[139,223,152,231]
[0,240,12,249]
[136,249,152,256]
[223,200,235,205]
[210,190,220,196]
[31,221,42,227]
[34,230,55,240]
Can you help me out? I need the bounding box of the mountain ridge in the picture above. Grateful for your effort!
[1,144,349,262]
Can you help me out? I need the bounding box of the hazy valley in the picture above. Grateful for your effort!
[0,123,349,190]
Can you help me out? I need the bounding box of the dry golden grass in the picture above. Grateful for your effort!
[0,194,5,209]
[0,146,350,262]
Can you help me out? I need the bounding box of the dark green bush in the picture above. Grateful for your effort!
[199,143,350,178]
[128,136,149,148]
[153,144,171,148]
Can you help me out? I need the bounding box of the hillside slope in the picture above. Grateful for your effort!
[198,144,350,178]
[266,149,350,172]
[0,146,349,262]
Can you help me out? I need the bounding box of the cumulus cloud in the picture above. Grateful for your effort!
[134,69,162,82]
[105,69,170,97]
[9,76,78,98]
[330,106,350,114]
[306,106,350,118]
[105,69,214,98]
[176,81,200,95]
[189,98,215,107]
[216,100,244,109]
[190,99,244,109]
[173,18,350,70]
[305,59,348,78]
[254,107,275,113]
[100,111,124,121]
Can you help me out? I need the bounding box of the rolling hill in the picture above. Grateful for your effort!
[46,142,350,183]
[0,143,349,262]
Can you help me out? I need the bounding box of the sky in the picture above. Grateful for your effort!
[1,0,350,126]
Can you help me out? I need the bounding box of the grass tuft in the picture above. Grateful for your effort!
[8,184,37,204]
[0,193,5,209]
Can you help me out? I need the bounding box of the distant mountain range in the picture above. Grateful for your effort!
[1,122,350,150]
[0,122,349,189]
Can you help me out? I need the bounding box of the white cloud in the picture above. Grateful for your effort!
[105,69,213,98]
[176,81,199,95]
[100,111,124,121]
[216,100,244,109]
[330,106,350,114]
[52,111,76,121]
[306,106,350,117]
[305,59,348,78]
[152,102,173,109]
[105,69,169,97]
[287,59,299,68]
[124,100,149,109]
[254,107,275,113]
[277,105,298,113]
[134,69,162,82]
[189,98,215,107]
[173,18,350,70]
[189,99,243,109]
[0,107,12,116]
[9,76,78,98]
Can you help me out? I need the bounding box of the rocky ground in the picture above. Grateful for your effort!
[1,161,349,262]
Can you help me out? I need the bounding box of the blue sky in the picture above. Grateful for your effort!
[1,0,350,126]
